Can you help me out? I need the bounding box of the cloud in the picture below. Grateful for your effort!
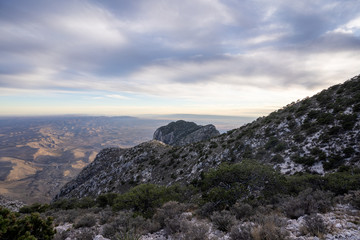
[1,0,360,116]
[105,94,130,100]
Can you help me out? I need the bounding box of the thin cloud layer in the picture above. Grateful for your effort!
[0,0,360,116]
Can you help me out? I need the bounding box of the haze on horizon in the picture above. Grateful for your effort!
[1,0,360,117]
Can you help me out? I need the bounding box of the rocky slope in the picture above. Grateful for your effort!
[153,120,220,146]
[55,75,360,200]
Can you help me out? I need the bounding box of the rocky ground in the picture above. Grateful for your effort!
[0,194,24,212]
[54,204,359,240]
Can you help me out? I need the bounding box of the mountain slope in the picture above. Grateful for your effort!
[55,75,360,200]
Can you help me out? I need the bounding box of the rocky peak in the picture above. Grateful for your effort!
[153,120,220,146]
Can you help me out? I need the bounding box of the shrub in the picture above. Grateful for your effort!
[340,114,357,130]
[324,170,360,195]
[113,184,183,218]
[115,231,141,240]
[301,214,327,237]
[293,155,316,166]
[51,198,77,210]
[265,137,279,150]
[316,113,334,125]
[97,193,119,207]
[200,160,286,210]
[74,214,97,228]
[281,188,333,219]
[153,201,187,228]
[75,228,95,240]
[180,220,209,240]
[230,224,253,240]
[19,203,49,213]
[344,190,360,209]
[0,207,55,240]
[210,210,236,232]
[251,214,288,240]
[230,202,254,220]
[77,197,96,209]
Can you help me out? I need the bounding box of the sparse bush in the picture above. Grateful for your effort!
[251,214,288,240]
[115,231,141,240]
[231,202,254,220]
[230,224,253,240]
[103,210,150,238]
[210,210,236,232]
[74,214,96,228]
[301,214,327,237]
[197,202,217,217]
[180,220,209,240]
[344,190,360,209]
[281,188,333,219]
[75,228,95,240]
[153,201,187,228]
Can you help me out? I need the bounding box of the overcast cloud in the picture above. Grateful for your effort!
[1,0,360,116]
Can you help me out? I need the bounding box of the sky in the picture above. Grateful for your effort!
[1,0,360,117]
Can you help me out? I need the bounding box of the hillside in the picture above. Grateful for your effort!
[56,75,360,200]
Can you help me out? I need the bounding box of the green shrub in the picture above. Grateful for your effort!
[51,198,77,210]
[77,197,96,209]
[324,171,360,195]
[293,155,316,166]
[19,203,49,213]
[199,160,286,209]
[113,184,185,218]
[97,193,119,208]
[316,113,334,125]
[265,137,279,150]
[0,207,55,240]
[339,114,357,130]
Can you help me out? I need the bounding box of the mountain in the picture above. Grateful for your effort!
[153,120,220,146]
[55,75,360,200]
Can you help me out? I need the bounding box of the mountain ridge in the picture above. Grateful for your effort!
[55,74,360,200]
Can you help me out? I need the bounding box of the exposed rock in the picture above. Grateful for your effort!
[0,194,25,212]
[153,120,220,146]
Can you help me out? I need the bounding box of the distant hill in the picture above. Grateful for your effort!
[56,75,360,199]
[153,120,220,146]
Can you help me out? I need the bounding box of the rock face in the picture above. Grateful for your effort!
[56,75,360,200]
[153,120,220,146]
[0,195,24,212]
